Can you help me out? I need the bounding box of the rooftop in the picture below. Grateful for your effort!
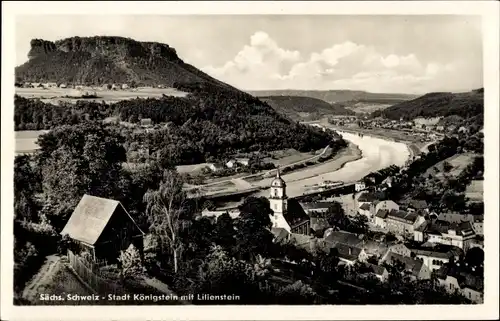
[333,243,362,262]
[324,230,364,248]
[60,194,143,245]
[406,199,429,210]
[436,264,484,292]
[300,202,335,211]
[383,251,424,277]
[359,203,371,211]
[358,192,378,203]
[375,209,389,219]
[387,209,418,224]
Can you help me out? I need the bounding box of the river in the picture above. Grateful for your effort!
[255,130,411,198]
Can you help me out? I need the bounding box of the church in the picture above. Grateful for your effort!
[201,168,311,235]
[268,168,311,235]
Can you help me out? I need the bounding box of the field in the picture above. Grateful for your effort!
[264,148,323,167]
[15,130,48,154]
[15,87,188,105]
[343,102,393,114]
[425,153,478,179]
[465,180,483,201]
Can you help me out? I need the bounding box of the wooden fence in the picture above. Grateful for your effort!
[67,250,122,295]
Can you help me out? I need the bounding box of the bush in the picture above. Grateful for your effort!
[118,244,145,280]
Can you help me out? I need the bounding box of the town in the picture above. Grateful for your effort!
[11,19,487,309]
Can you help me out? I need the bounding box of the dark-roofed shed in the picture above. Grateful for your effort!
[61,194,144,264]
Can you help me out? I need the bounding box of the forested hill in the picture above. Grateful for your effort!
[259,95,355,120]
[15,86,347,165]
[372,88,484,121]
[15,36,234,90]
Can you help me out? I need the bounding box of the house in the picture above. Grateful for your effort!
[374,200,399,216]
[447,125,457,132]
[271,227,291,244]
[324,230,365,248]
[458,126,468,134]
[357,192,378,214]
[386,243,413,258]
[60,195,145,264]
[362,240,390,260]
[382,252,431,280]
[236,158,250,166]
[226,159,238,168]
[289,233,323,254]
[358,203,372,218]
[59,83,68,88]
[472,218,483,236]
[424,220,476,250]
[379,177,394,190]
[436,125,445,132]
[406,199,429,213]
[361,263,389,282]
[354,181,366,192]
[437,212,482,225]
[374,209,389,229]
[111,84,119,90]
[208,163,225,172]
[413,249,454,272]
[414,220,430,242]
[201,208,241,220]
[140,118,152,127]
[436,264,483,303]
[332,243,368,265]
[45,82,57,88]
[122,84,129,90]
[385,209,426,236]
[300,202,335,216]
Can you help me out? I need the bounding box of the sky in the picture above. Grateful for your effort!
[15,15,483,94]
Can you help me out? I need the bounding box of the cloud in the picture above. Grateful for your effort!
[202,31,480,94]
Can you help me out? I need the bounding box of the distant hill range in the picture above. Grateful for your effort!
[249,90,417,104]
[372,88,484,121]
[15,36,235,91]
[258,96,355,121]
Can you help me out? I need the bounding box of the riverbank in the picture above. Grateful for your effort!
[325,125,423,160]
[275,142,362,185]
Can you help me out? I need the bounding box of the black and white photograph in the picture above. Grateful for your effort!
[1,1,499,320]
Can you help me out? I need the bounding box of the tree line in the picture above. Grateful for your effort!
[15,90,345,166]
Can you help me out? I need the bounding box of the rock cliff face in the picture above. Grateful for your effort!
[16,36,229,89]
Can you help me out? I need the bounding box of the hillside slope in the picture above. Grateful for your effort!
[372,88,484,122]
[14,36,349,165]
[16,37,234,91]
[259,95,355,120]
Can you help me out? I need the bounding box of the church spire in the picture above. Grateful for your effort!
[276,166,281,178]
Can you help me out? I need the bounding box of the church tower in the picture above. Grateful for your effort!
[269,167,291,231]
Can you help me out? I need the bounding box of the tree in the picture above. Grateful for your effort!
[324,201,348,228]
[214,213,236,251]
[143,170,187,274]
[14,155,41,221]
[276,280,318,304]
[235,197,274,261]
[442,161,453,173]
[37,123,126,227]
[465,247,484,268]
[118,244,145,280]
[196,245,265,304]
